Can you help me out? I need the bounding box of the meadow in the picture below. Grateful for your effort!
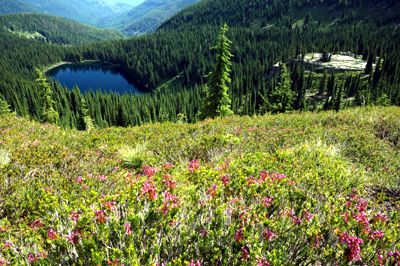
[0,106,399,265]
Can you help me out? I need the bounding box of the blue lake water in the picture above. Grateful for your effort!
[47,63,148,94]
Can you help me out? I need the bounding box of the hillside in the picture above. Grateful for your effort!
[0,107,399,265]
[98,0,201,36]
[0,0,44,15]
[21,0,136,26]
[159,0,400,30]
[0,13,125,45]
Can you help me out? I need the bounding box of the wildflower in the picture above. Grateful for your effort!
[94,210,108,224]
[27,252,46,263]
[140,179,157,200]
[234,229,244,243]
[220,174,229,186]
[199,228,209,236]
[123,222,132,235]
[241,246,250,262]
[103,201,117,211]
[29,218,42,231]
[159,192,180,214]
[206,184,218,197]
[108,259,124,266]
[188,160,201,173]
[47,229,58,240]
[143,165,158,178]
[262,228,276,241]
[261,196,273,207]
[339,232,363,262]
[65,229,82,245]
[69,211,82,222]
[255,256,270,266]
[188,260,201,266]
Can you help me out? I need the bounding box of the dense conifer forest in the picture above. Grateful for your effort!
[0,0,400,129]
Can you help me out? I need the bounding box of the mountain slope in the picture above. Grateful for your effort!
[159,0,400,30]
[99,0,201,36]
[1,106,400,265]
[0,0,44,15]
[0,13,125,45]
[22,0,137,26]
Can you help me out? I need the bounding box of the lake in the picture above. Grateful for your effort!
[47,63,148,94]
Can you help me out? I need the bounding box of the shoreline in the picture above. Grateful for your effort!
[43,61,73,74]
[43,60,120,75]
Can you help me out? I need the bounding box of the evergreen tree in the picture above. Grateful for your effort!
[35,68,59,124]
[269,63,295,113]
[318,70,328,94]
[77,97,90,130]
[199,24,233,119]
[0,98,11,114]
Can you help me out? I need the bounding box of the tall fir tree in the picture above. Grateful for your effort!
[269,63,295,113]
[199,24,233,119]
[35,68,59,124]
[0,98,11,114]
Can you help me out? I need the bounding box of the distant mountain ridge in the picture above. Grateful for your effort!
[98,0,202,36]
[0,13,125,45]
[0,0,145,27]
[0,0,44,15]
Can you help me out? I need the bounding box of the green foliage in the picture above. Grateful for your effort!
[35,68,59,124]
[0,13,125,45]
[199,24,233,119]
[0,98,11,114]
[0,107,400,265]
[119,143,153,169]
[0,149,10,168]
[269,63,295,113]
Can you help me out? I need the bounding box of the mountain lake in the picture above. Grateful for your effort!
[47,63,149,94]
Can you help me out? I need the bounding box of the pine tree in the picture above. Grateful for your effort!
[199,24,233,119]
[269,63,295,113]
[0,98,11,114]
[35,68,59,124]
[318,70,328,95]
[77,97,89,131]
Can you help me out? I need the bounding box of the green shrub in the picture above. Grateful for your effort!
[119,143,152,169]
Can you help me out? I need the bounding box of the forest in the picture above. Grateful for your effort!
[0,0,400,129]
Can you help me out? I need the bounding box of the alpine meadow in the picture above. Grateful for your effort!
[1,0,400,265]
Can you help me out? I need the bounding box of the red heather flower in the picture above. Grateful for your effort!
[241,246,250,262]
[140,179,158,200]
[161,162,175,172]
[123,222,132,235]
[108,259,124,266]
[65,230,82,245]
[103,201,117,211]
[304,211,314,222]
[206,184,218,198]
[255,256,270,266]
[220,174,230,186]
[69,211,82,222]
[163,174,177,190]
[369,230,385,241]
[188,160,201,173]
[339,232,363,262]
[143,166,158,178]
[94,210,108,224]
[188,260,201,266]
[199,228,209,236]
[0,256,10,265]
[47,229,58,240]
[261,196,273,207]
[159,192,180,214]
[292,216,302,225]
[262,228,276,241]
[234,229,244,243]
[27,252,46,263]
[29,219,42,231]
